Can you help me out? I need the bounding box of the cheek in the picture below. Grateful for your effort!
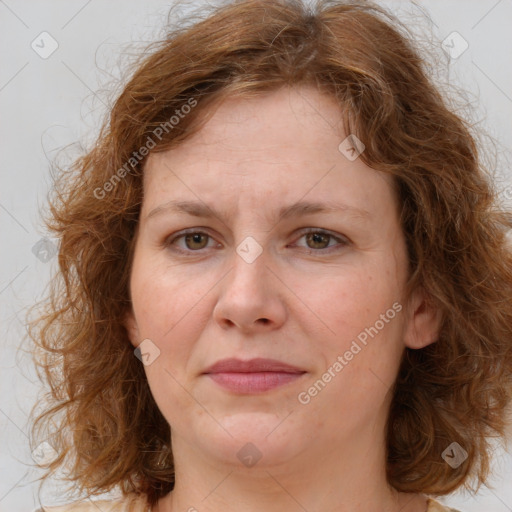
[296,271,404,422]
[305,265,405,391]
[129,259,205,423]
[307,267,400,341]
[129,253,220,394]
[130,254,207,339]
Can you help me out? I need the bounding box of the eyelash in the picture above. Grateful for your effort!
[164,228,349,255]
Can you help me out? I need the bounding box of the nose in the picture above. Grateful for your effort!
[212,244,287,334]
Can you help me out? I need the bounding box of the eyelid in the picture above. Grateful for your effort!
[291,228,350,252]
[164,227,350,254]
[164,227,220,252]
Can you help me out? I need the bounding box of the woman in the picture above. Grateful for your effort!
[30,0,512,511]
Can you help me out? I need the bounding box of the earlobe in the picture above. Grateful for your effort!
[123,309,140,348]
[403,287,443,349]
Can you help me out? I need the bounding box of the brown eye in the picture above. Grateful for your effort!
[183,233,209,250]
[166,230,217,253]
[293,229,349,254]
[305,232,331,250]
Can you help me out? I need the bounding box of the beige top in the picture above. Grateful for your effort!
[35,495,462,512]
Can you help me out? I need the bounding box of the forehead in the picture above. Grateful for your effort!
[141,86,397,219]
[182,85,345,153]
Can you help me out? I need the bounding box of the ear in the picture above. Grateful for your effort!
[403,287,443,349]
[123,308,140,348]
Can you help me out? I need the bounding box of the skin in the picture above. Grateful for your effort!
[125,85,442,512]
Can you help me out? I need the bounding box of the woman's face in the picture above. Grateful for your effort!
[126,86,437,470]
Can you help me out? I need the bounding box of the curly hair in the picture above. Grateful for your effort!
[29,0,512,506]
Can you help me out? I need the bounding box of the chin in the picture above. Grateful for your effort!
[190,410,307,468]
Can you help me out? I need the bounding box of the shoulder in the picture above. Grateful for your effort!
[427,497,463,512]
[32,494,149,512]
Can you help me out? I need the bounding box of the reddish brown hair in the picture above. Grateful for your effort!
[30,0,512,506]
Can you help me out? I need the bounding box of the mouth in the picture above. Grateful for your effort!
[202,358,307,394]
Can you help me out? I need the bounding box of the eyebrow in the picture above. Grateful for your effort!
[145,199,372,223]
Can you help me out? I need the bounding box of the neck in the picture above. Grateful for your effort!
[156,419,427,512]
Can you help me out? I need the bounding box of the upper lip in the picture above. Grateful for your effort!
[203,358,305,374]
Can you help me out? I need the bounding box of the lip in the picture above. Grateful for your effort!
[203,358,306,393]
[204,357,304,374]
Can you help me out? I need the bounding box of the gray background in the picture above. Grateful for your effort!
[1,1,511,511]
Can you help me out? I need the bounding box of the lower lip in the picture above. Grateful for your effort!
[206,372,305,393]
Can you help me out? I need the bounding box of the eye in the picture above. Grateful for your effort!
[291,228,349,253]
[164,228,349,255]
[165,229,219,253]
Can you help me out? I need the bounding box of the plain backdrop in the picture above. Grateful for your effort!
[1,1,511,511]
